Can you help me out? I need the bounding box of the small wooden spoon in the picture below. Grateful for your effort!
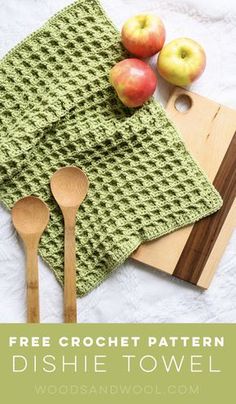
[12,196,50,323]
[50,166,89,323]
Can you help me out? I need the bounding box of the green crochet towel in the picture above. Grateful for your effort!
[0,0,222,296]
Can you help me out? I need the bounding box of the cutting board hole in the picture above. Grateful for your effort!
[175,94,192,113]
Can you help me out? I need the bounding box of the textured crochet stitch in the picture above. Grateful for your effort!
[0,0,222,296]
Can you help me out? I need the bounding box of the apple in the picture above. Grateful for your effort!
[121,14,165,58]
[157,38,206,86]
[109,58,157,108]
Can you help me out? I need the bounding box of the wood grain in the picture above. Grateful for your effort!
[197,199,236,288]
[63,209,77,323]
[26,240,40,323]
[173,131,236,283]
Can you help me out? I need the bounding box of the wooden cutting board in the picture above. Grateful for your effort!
[132,87,236,289]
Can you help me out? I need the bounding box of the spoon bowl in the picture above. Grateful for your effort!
[50,166,89,209]
[12,196,50,237]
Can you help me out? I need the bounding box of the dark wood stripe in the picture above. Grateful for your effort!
[173,131,236,284]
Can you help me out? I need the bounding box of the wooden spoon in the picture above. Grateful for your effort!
[50,166,89,323]
[12,196,50,323]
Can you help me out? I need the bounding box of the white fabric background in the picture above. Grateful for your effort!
[0,0,235,323]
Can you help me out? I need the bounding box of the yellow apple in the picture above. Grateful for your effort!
[157,38,206,86]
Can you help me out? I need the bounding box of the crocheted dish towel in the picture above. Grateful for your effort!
[0,0,222,296]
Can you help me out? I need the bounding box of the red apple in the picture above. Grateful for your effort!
[109,58,157,108]
[121,14,165,58]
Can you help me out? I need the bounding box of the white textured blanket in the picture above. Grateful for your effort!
[0,0,235,322]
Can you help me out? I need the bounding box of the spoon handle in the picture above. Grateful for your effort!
[64,220,77,323]
[25,245,40,323]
